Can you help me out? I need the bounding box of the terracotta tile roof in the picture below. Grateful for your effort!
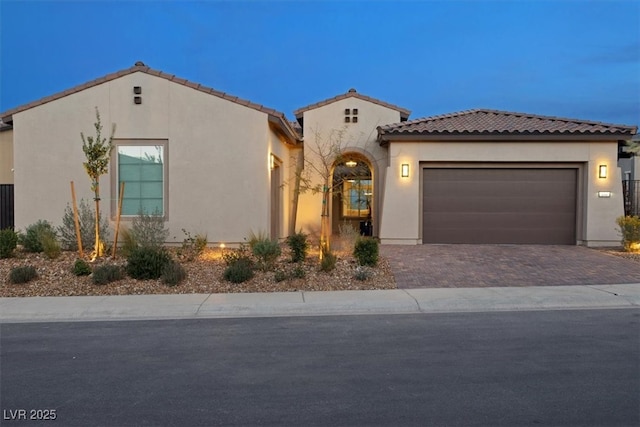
[378,109,638,139]
[294,88,411,120]
[0,61,300,143]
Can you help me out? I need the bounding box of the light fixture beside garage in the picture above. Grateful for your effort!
[401,163,410,178]
[598,164,607,179]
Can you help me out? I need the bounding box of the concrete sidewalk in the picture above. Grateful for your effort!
[1,284,639,323]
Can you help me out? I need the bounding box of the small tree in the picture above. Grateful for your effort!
[82,107,116,257]
[298,128,347,258]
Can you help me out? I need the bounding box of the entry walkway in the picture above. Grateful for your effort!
[381,245,640,289]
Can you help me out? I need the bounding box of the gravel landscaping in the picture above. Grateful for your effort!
[0,243,396,298]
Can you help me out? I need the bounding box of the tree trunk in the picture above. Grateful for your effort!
[319,185,330,259]
[94,183,101,257]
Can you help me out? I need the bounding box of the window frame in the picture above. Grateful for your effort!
[110,139,169,220]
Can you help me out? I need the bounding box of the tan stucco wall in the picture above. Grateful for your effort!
[296,98,401,241]
[0,129,13,184]
[379,140,624,246]
[12,72,293,244]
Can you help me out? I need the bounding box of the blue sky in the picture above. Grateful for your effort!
[1,0,639,126]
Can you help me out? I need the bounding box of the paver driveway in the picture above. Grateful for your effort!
[380,245,640,288]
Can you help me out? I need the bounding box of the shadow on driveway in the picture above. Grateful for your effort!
[381,245,640,288]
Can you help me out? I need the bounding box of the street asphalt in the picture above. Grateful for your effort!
[1,283,639,323]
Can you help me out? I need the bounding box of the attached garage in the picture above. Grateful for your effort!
[377,109,637,247]
[422,167,577,244]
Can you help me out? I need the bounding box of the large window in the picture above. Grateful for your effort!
[116,143,166,216]
[342,179,372,218]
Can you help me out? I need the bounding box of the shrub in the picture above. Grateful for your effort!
[286,231,309,263]
[41,232,61,259]
[223,257,255,283]
[58,199,110,251]
[161,260,187,286]
[118,227,138,258]
[320,247,337,272]
[20,220,56,253]
[0,229,18,259]
[292,264,306,279]
[617,216,640,252]
[354,237,379,266]
[274,268,288,283]
[92,265,124,285]
[252,238,281,271]
[126,246,172,280]
[176,229,207,261]
[354,266,372,281]
[130,209,169,248]
[72,259,92,276]
[9,266,38,284]
[222,245,251,266]
[247,230,270,250]
[337,222,360,254]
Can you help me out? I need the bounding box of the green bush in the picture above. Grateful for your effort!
[9,266,38,284]
[20,220,56,253]
[176,229,207,261]
[354,266,372,281]
[118,227,138,258]
[58,199,110,251]
[320,247,337,272]
[0,229,18,259]
[222,245,251,266]
[274,268,288,283]
[130,210,169,248]
[41,232,61,259]
[292,264,306,279]
[126,246,172,280]
[286,231,309,263]
[72,259,92,276]
[252,238,281,271]
[354,237,379,266]
[223,257,255,283]
[617,216,640,251]
[161,260,187,286]
[93,265,124,285]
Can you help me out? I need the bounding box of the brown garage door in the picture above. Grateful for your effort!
[423,168,577,244]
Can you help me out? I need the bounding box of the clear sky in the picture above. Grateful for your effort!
[1,0,638,126]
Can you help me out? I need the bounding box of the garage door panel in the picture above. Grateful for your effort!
[425,196,576,213]
[423,168,577,244]
[426,227,576,244]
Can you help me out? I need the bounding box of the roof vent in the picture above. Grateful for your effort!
[134,61,146,67]
[348,88,356,93]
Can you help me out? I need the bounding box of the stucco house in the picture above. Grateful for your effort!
[0,62,637,247]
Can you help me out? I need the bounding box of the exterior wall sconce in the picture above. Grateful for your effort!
[598,164,607,179]
[401,164,410,178]
[270,154,275,170]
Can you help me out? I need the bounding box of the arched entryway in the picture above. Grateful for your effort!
[331,155,374,237]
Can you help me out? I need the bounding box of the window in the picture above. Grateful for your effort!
[115,142,166,216]
[342,179,372,218]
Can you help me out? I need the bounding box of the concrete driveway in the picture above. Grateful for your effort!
[380,245,640,288]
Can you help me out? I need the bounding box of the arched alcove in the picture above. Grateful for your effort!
[331,154,374,237]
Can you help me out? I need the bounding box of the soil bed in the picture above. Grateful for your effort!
[0,245,396,298]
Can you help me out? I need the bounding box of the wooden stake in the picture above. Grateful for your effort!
[112,181,125,258]
[70,181,84,258]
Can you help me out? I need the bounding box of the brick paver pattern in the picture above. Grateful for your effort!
[380,245,640,289]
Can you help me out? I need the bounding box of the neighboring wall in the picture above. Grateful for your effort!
[0,129,13,184]
[296,98,401,239]
[380,140,623,246]
[12,72,293,243]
